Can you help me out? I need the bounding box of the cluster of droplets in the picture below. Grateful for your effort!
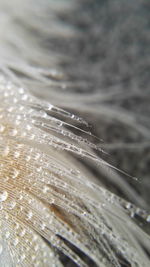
[0,74,149,267]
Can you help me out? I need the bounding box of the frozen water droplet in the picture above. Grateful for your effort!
[0,191,8,202]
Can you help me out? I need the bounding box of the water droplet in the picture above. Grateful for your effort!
[146,215,150,222]
[2,146,9,157]
[34,244,39,251]
[31,255,36,261]
[0,125,5,133]
[9,128,18,136]
[14,151,20,158]
[26,211,33,220]
[42,186,49,194]
[19,229,26,237]
[8,201,16,209]
[41,223,46,230]
[13,97,18,104]
[20,254,25,261]
[26,125,32,131]
[13,238,19,246]
[37,167,42,173]
[0,191,8,202]
[12,169,19,179]
[21,94,28,101]
[0,244,3,255]
[19,88,25,94]
[5,231,10,239]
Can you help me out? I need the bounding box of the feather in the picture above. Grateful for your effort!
[0,0,150,266]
